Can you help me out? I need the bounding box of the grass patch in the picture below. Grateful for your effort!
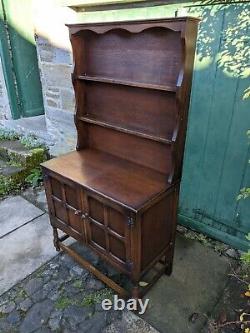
[0,128,19,141]
[72,280,83,289]
[25,168,43,188]
[0,139,48,197]
[55,288,113,310]
[0,311,6,319]
[55,296,73,310]
[81,288,113,307]
[0,128,46,150]
[16,288,28,300]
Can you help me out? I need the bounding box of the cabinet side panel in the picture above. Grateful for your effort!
[141,191,175,270]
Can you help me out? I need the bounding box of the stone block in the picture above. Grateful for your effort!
[46,98,58,108]
[42,63,73,89]
[40,49,53,63]
[37,36,72,65]
[45,108,76,156]
[61,88,75,111]
[45,88,60,100]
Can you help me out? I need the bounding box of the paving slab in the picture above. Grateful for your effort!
[0,214,57,295]
[0,196,43,238]
[141,234,231,333]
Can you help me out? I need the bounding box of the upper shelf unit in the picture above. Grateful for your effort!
[68,17,200,179]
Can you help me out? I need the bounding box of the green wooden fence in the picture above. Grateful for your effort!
[78,1,250,250]
[179,2,250,251]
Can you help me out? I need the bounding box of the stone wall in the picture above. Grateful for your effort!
[36,36,76,155]
[32,0,77,155]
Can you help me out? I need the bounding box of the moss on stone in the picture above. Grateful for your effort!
[55,296,73,310]
[25,148,48,169]
[80,288,113,307]
[16,289,28,300]
[0,174,23,197]
[0,311,6,319]
[55,288,113,310]
[72,280,83,289]
[0,144,48,198]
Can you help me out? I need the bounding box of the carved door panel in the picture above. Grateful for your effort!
[46,175,84,241]
[84,192,132,272]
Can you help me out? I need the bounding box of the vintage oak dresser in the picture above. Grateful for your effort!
[42,17,199,298]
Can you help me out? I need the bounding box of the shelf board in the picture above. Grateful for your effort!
[79,115,172,144]
[77,75,177,92]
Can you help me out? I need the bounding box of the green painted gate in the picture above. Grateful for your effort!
[179,2,250,251]
[0,0,44,119]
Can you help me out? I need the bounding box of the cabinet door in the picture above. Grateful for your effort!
[84,192,132,273]
[45,174,84,242]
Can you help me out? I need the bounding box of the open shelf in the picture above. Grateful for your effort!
[79,115,173,144]
[77,75,177,93]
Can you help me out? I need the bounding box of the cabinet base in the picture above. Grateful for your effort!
[56,231,169,299]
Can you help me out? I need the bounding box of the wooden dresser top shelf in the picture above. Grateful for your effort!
[77,75,177,93]
[66,16,200,29]
[42,148,170,212]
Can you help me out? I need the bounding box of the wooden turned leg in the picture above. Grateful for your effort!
[131,283,140,300]
[165,242,175,275]
[165,260,173,275]
[53,227,60,251]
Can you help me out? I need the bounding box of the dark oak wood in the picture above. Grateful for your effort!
[42,17,199,298]
[42,149,169,211]
[79,115,173,144]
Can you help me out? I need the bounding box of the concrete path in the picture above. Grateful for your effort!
[0,195,57,295]
[141,234,232,333]
[0,196,43,238]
